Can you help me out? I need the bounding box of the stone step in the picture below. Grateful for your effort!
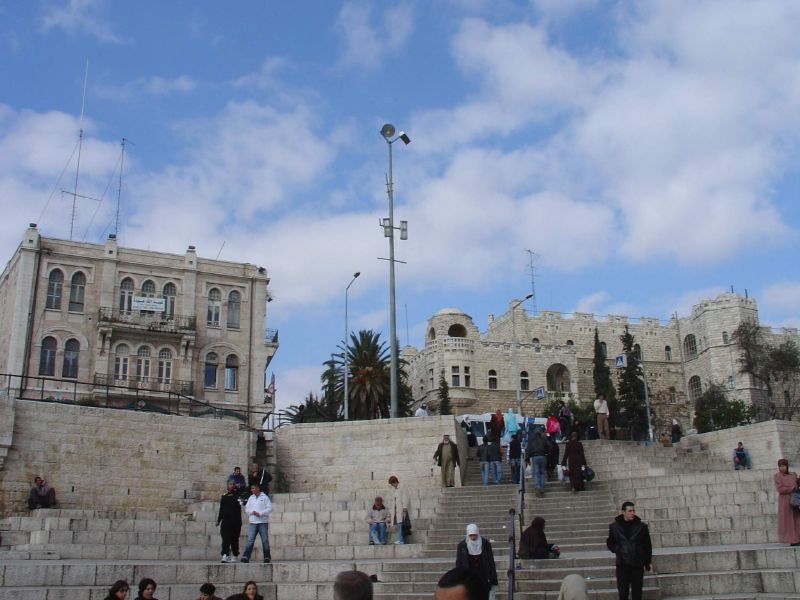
[657,569,800,596]
[0,583,278,600]
[373,585,660,599]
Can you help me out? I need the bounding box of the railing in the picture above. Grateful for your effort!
[518,456,526,534]
[424,337,475,352]
[93,373,194,396]
[260,409,296,432]
[0,373,245,422]
[507,507,517,600]
[265,328,279,344]
[98,307,196,332]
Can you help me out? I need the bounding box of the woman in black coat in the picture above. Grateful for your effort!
[561,431,587,492]
[103,581,130,600]
[518,516,560,559]
[456,524,498,598]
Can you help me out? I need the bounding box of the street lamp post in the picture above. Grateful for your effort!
[639,361,654,443]
[511,294,534,418]
[380,123,410,418]
[343,271,360,421]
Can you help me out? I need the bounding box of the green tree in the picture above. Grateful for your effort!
[321,330,411,420]
[284,392,336,424]
[617,326,648,440]
[693,383,759,433]
[437,374,453,415]
[733,321,800,420]
[592,327,619,422]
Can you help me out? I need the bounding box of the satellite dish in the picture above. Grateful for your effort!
[380,123,396,139]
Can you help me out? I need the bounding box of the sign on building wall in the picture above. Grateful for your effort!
[131,296,166,312]
[615,354,627,369]
[535,386,545,399]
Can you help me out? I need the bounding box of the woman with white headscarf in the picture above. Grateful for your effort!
[455,523,498,599]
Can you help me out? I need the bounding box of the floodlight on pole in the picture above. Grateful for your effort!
[511,293,534,418]
[343,271,360,421]
[379,123,410,418]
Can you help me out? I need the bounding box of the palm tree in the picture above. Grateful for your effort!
[322,329,412,420]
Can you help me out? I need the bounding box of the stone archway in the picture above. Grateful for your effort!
[546,363,571,393]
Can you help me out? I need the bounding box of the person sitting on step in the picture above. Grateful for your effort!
[228,466,248,498]
[224,581,263,600]
[27,476,57,510]
[333,570,374,600]
[134,578,158,600]
[365,496,390,545]
[733,442,752,470]
[197,583,222,600]
[518,516,560,559]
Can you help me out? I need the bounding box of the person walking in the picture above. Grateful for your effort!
[594,393,610,440]
[478,437,491,487]
[525,429,548,497]
[217,479,243,562]
[487,437,503,484]
[247,463,273,497]
[240,482,272,563]
[488,409,505,442]
[388,475,409,544]
[509,433,522,485]
[774,459,800,546]
[670,419,682,444]
[561,432,587,492]
[606,502,652,600]
[433,434,460,487]
[365,496,390,545]
[456,524,498,600]
[545,435,560,482]
[557,401,572,441]
[546,414,561,444]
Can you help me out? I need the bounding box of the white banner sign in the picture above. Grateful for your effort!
[132,296,166,312]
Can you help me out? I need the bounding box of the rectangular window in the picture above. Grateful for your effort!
[429,368,434,389]
[114,357,129,381]
[225,366,238,391]
[62,351,79,378]
[451,366,460,388]
[205,364,217,388]
[464,366,471,388]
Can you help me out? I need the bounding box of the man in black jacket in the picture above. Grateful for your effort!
[248,462,273,497]
[525,430,548,497]
[606,501,652,600]
[216,480,243,562]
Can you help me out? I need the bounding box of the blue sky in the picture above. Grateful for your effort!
[2,0,799,410]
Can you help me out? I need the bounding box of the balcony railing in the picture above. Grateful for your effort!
[265,328,279,344]
[93,373,195,396]
[424,337,475,352]
[99,307,196,332]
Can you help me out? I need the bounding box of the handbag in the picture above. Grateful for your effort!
[581,465,596,482]
[790,489,800,510]
[402,513,412,537]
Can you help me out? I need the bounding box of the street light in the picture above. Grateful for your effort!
[511,293,534,417]
[380,123,410,418]
[343,271,360,420]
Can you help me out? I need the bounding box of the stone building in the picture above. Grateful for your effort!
[405,293,798,429]
[0,225,278,428]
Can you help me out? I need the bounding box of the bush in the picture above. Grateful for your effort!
[693,384,759,433]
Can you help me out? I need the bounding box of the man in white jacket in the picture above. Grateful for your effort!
[240,482,272,563]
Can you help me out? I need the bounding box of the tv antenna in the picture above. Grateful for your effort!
[114,138,133,238]
[525,249,538,315]
[70,60,89,240]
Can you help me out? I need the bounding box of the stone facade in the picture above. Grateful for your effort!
[406,294,799,429]
[0,225,278,428]
[0,400,252,515]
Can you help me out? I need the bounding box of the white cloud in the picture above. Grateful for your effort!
[574,291,610,314]
[669,286,728,318]
[532,0,598,21]
[40,0,123,44]
[334,2,414,69]
[760,281,800,315]
[232,58,287,90]
[95,75,197,102]
[272,364,323,412]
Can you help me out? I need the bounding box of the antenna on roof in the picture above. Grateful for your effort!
[216,240,226,260]
[70,60,89,241]
[115,138,133,238]
[525,249,538,315]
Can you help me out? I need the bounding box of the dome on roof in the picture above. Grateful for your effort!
[435,307,466,316]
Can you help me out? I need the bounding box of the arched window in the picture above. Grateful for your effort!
[633,344,642,360]
[119,278,134,313]
[683,334,698,359]
[227,290,241,329]
[488,369,498,390]
[532,338,540,345]
[520,371,529,391]
[722,331,729,345]
[140,280,156,314]
[162,283,176,319]
[68,272,86,312]
[448,324,467,338]
[665,346,672,361]
[136,346,151,382]
[688,376,702,402]
[428,328,436,341]
[205,352,219,388]
[62,339,79,378]
[114,344,129,381]
[46,269,63,310]
[600,342,607,358]
[566,340,574,346]
[207,289,221,326]
[224,355,239,391]
[157,348,173,384]
[669,387,677,404]
[39,336,57,376]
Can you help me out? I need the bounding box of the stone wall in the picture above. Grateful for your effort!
[0,400,252,515]
[274,415,466,493]
[682,419,800,470]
